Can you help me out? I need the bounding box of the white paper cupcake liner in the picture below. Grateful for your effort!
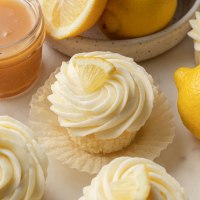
[29,69,175,174]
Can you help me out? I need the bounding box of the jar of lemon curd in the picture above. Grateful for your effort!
[0,0,45,99]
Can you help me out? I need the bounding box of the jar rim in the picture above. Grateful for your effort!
[0,0,43,50]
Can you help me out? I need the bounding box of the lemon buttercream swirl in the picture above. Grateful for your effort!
[0,116,48,200]
[48,51,156,139]
[80,157,186,200]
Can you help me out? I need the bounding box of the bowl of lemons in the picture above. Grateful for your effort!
[41,0,200,61]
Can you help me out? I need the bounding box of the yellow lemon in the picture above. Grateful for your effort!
[174,65,200,139]
[40,0,108,39]
[99,0,177,38]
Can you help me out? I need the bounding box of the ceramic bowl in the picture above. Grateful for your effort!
[46,0,200,62]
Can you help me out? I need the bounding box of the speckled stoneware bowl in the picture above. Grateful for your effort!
[46,0,200,62]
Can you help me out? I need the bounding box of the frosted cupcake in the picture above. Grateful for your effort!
[80,157,186,200]
[0,116,48,200]
[29,51,175,173]
[48,51,157,154]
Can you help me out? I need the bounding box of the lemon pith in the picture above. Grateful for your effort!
[40,0,108,39]
[174,65,200,139]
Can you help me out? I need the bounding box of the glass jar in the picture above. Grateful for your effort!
[0,0,45,99]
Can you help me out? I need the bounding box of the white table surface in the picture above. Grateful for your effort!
[0,36,199,200]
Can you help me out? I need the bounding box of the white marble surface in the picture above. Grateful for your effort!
[0,36,199,200]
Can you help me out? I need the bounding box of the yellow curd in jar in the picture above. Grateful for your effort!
[0,0,45,99]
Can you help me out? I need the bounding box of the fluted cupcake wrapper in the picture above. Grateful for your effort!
[29,69,175,174]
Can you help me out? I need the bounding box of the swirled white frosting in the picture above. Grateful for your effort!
[80,157,186,200]
[0,116,48,200]
[188,12,200,51]
[48,51,156,139]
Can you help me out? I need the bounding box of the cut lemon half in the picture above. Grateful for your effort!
[72,56,115,93]
[111,164,151,200]
[40,0,108,39]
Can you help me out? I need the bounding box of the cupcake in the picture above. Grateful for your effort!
[0,116,48,200]
[48,51,157,154]
[29,51,175,173]
[79,157,186,200]
[188,12,200,65]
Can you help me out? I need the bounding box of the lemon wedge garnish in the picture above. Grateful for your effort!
[40,0,108,39]
[111,164,151,200]
[72,56,115,93]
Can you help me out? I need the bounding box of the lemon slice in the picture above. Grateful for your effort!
[72,56,115,93]
[111,164,151,200]
[40,0,108,39]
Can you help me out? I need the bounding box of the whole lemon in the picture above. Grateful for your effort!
[174,66,200,139]
[99,0,177,39]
